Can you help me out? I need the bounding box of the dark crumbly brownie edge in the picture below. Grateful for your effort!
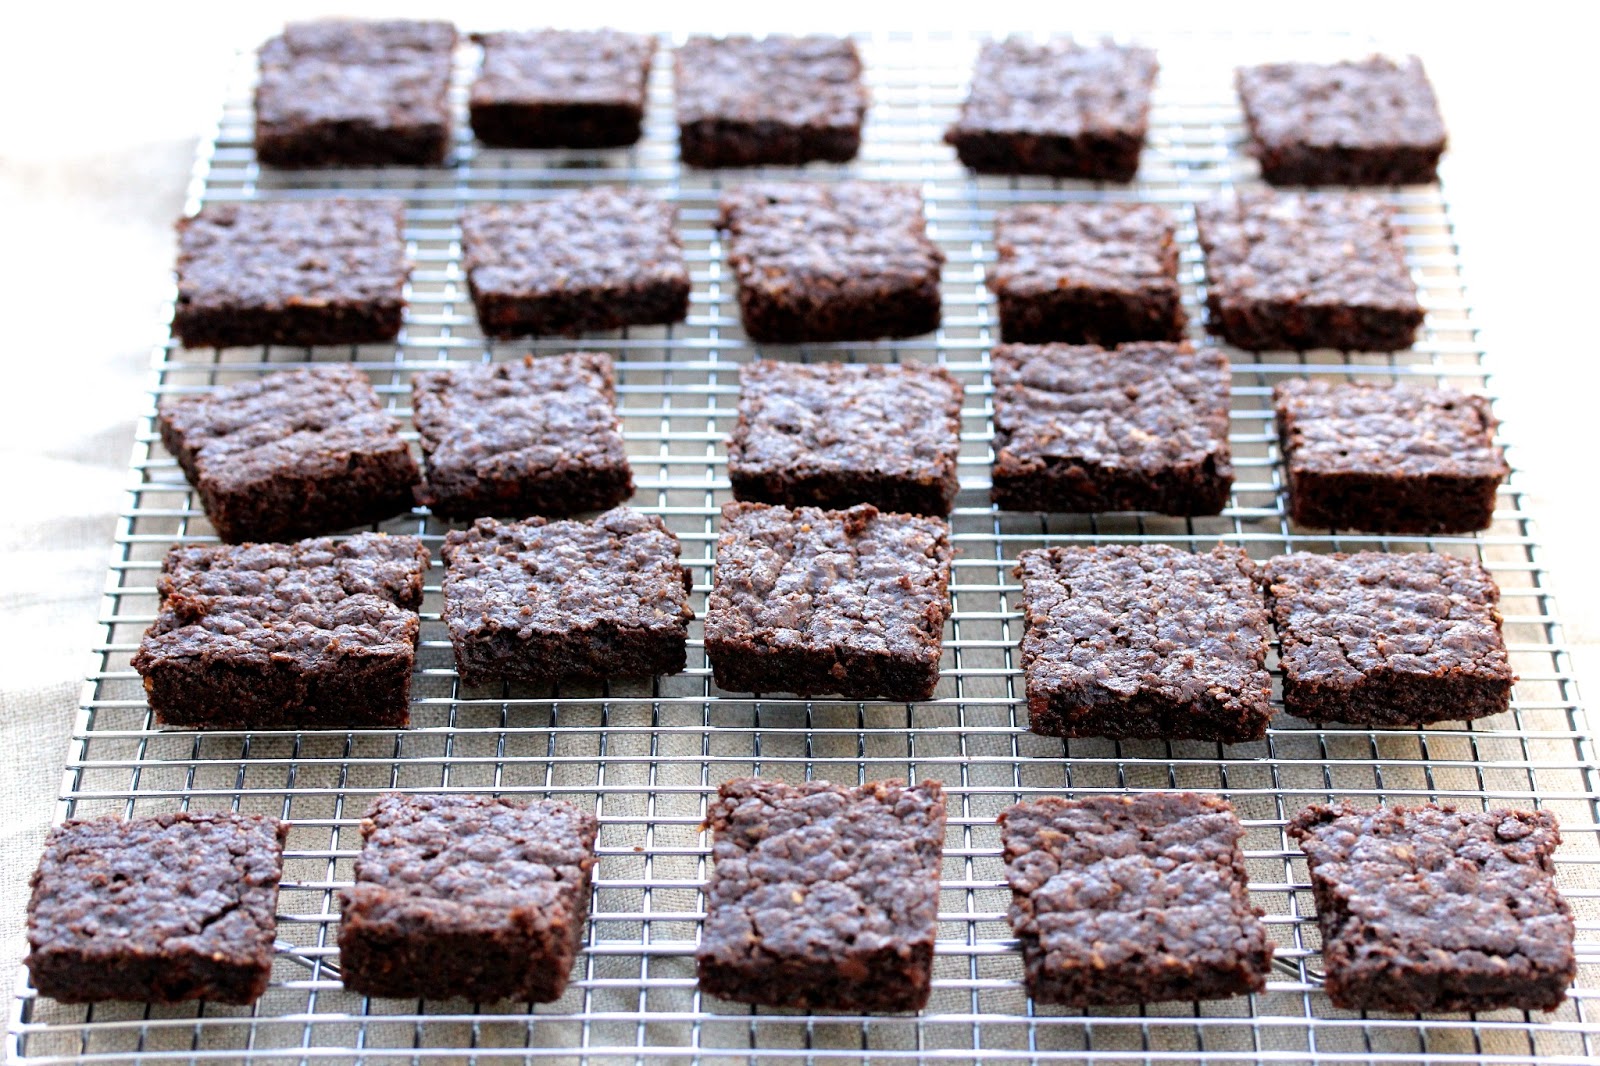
[468,31,655,149]
[988,342,1233,517]
[729,466,959,518]
[338,794,599,1002]
[1289,804,1575,1013]
[174,301,404,351]
[467,275,688,340]
[133,534,429,731]
[708,638,944,704]
[734,266,941,344]
[1207,292,1423,354]
[696,778,946,1012]
[441,510,694,687]
[25,812,288,1005]
[999,793,1272,1006]
[946,127,1145,183]
[680,120,862,169]
[1265,552,1514,727]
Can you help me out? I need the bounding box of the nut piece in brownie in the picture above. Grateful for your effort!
[674,35,867,168]
[255,19,457,167]
[441,508,694,687]
[462,187,689,338]
[697,777,947,1012]
[174,199,410,349]
[1266,552,1514,727]
[990,342,1233,516]
[131,533,429,729]
[704,502,953,701]
[1289,803,1575,1013]
[945,38,1159,182]
[1237,56,1447,186]
[339,793,599,1002]
[1196,191,1422,352]
[991,203,1186,345]
[158,365,419,543]
[728,360,965,516]
[1015,545,1273,742]
[719,182,944,343]
[469,30,655,148]
[412,353,633,519]
[1275,379,1507,533]
[1000,793,1273,1006]
[25,811,288,1005]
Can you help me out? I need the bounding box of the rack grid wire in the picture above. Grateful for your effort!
[9,27,1599,1066]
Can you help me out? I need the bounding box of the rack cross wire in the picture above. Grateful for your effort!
[9,28,1598,1066]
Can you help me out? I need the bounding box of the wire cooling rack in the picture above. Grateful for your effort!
[9,27,1598,1066]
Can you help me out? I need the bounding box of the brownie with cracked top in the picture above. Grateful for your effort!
[1289,803,1575,1013]
[1000,793,1272,1006]
[174,199,410,349]
[728,361,965,516]
[339,793,598,1002]
[675,35,867,167]
[131,532,429,729]
[462,187,689,338]
[990,342,1233,515]
[1275,379,1507,533]
[255,19,457,167]
[945,38,1158,182]
[158,365,419,543]
[1196,191,1422,351]
[1015,545,1273,742]
[470,30,655,148]
[704,502,954,701]
[25,811,288,1005]
[697,777,947,1012]
[1237,56,1447,186]
[719,182,944,343]
[441,508,694,686]
[1266,551,1513,726]
[991,202,1186,345]
[412,353,633,519]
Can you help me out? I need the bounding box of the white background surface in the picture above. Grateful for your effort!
[0,0,1594,999]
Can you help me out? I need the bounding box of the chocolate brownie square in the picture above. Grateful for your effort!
[674,35,867,168]
[1196,191,1423,352]
[1015,545,1273,742]
[990,202,1186,345]
[945,38,1158,182]
[412,353,633,519]
[157,365,419,543]
[441,508,694,686]
[719,182,944,343]
[469,29,655,148]
[1289,803,1575,1013]
[990,342,1233,515]
[131,533,429,730]
[1265,551,1514,726]
[255,19,457,167]
[1275,379,1508,533]
[339,793,598,1002]
[1237,56,1447,186]
[999,793,1273,1006]
[173,199,410,349]
[697,778,946,1012]
[462,187,689,338]
[25,811,288,1005]
[727,360,965,516]
[704,502,953,701]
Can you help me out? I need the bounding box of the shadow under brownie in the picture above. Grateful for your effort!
[25,811,288,1005]
[173,199,410,350]
[412,353,633,519]
[697,778,947,1012]
[727,360,965,516]
[339,793,599,1003]
[131,533,429,729]
[441,508,694,687]
[254,19,457,167]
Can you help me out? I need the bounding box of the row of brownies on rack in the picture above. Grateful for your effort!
[252,20,1447,186]
[25,787,1574,1016]
[174,185,1424,353]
